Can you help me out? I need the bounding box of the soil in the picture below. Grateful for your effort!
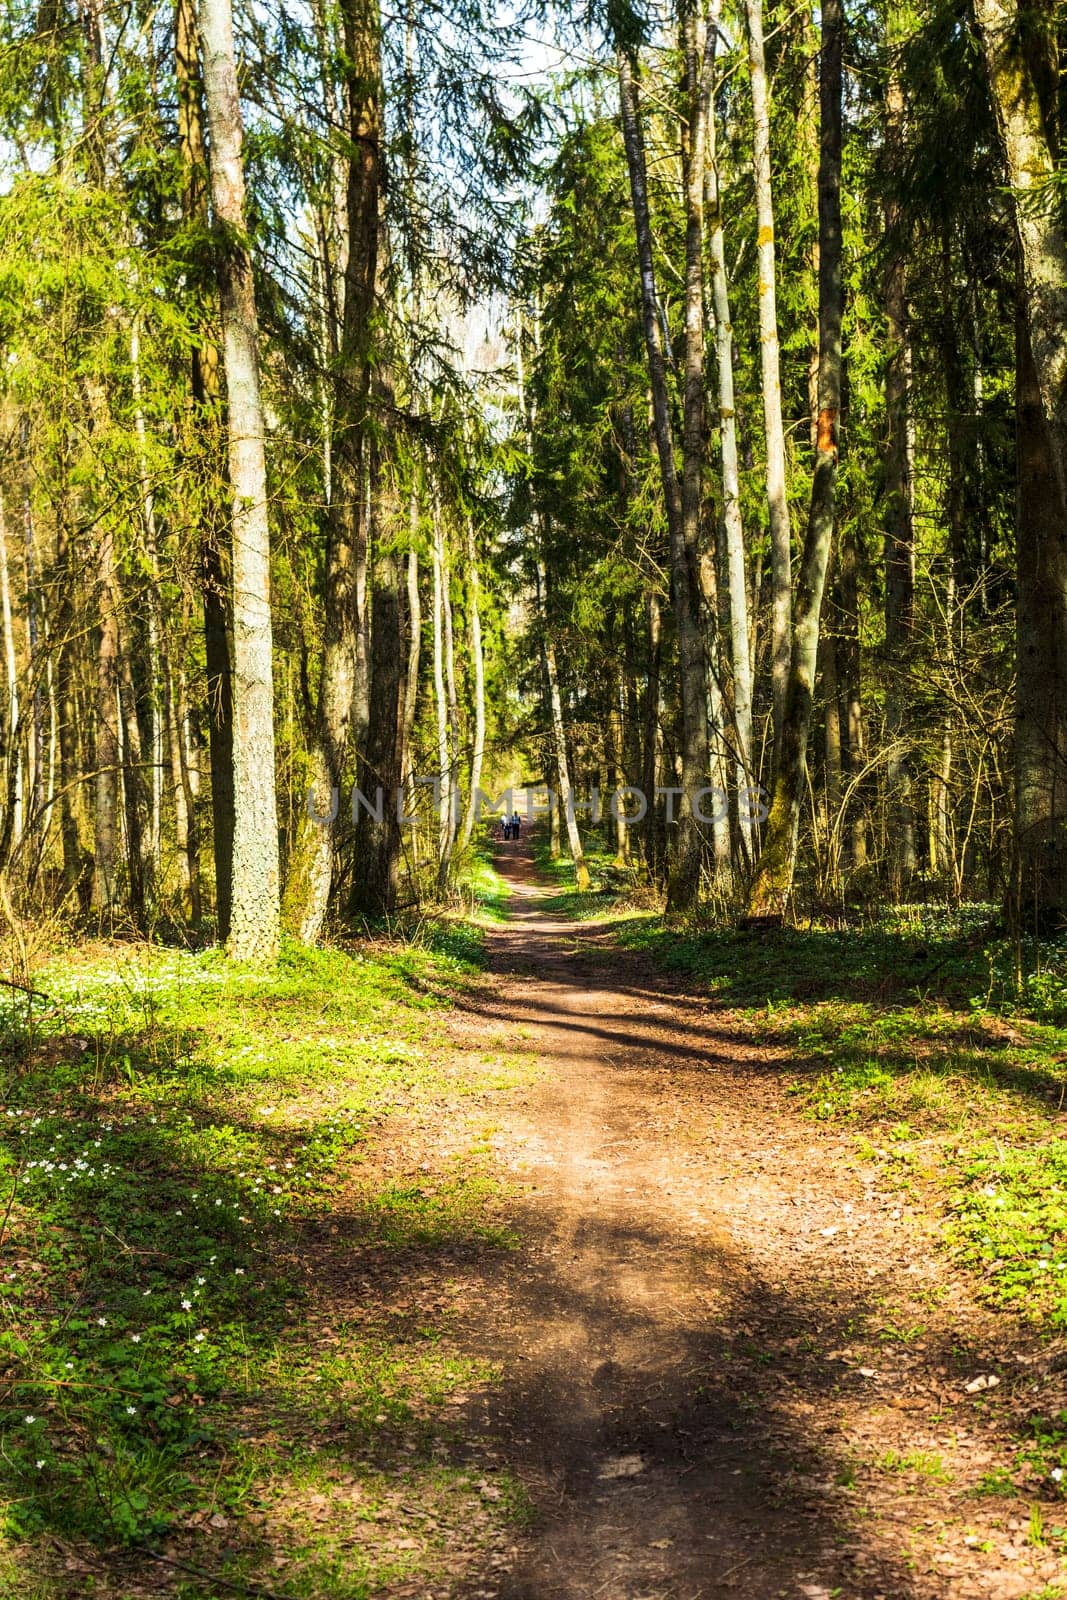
[427,845,1067,1600]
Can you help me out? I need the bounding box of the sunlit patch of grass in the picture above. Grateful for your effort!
[875,1448,952,1482]
[0,933,526,1588]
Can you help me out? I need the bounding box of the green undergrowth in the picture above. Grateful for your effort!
[531,825,648,920]
[0,932,531,1594]
[454,833,510,921]
[613,904,1067,1336]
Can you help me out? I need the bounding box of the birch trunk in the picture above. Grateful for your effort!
[432,500,455,890]
[200,0,280,960]
[744,0,843,920]
[744,0,791,762]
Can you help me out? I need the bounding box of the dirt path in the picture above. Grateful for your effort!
[439,846,1067,1600]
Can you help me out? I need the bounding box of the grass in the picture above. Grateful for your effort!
[531,825,650,920]
[454,834,512,922]
[603,900,1067,1336]
[0,929,533,1594]
[875,1448,952,1482]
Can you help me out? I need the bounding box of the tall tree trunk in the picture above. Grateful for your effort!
[281,0,381,941]
[1015,290,1067,924]
[975,0,1067,922]
[538,556,590,891]
[351,421,407,918]
[707,109,755,863]
[0,493,22,852]
[883,69,916,900]
[975,0,1067,512]
[92,523,121,919]
[177,0,233,937]
[20,438,44,838]
[744,0,843,920]
[617,45,710,913]
[432,498,455,890]
[744,0,792,762]
[838,526,867,871]
[401,522,421,853]
[200,0,280,960]
[53,510,85,900]
[458,519,486,852]
[641,588,666,878]
[129,321,164,878]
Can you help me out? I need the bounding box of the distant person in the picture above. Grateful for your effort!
[511,810,522,841]
[499,815,510,842]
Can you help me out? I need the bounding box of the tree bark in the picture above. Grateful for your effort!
[281,0,381,941]
[883,69,916,899]
[617,44,710,912]
[200,0,281,960]
[0,492,22,852]
[458,519,486,852]
[744,0,792,763]
[92,521,121,919]
[538,556,590,891]
[177,0,233,937]
[707,101,756,863]
[432,497,456,890]
[744,0,843,920]
[975,0,1067,513]
[350,409,407,919]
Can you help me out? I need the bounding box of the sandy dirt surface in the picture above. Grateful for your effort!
[429,845,1067,1600]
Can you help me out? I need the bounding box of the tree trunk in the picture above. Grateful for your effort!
[641,588,666,878]
[401,522,421,857]
[883,69,916,900]
[200,0,280,960]
[92,523,121,919]
[538,557,590,891]
[458,519,486,852]
[975,0,1067,514]
[129,321,163,876]
[281,0,381,942]
[838,526,867,871]
[744,0,792,764]
[1015,290,1067,924]
[177,0,233,938]
[432,498,456,890]
[351,416,407,918]
[744,0,843,921]
[707,112,756,863]
[617,45,710,912]
[20,438,44,840]
[0,493,22,852]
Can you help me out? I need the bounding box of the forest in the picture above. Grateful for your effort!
[0,0,1063,948]
[3,0,1067,1595]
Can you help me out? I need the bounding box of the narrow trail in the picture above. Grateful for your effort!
[440,845,1064,1600]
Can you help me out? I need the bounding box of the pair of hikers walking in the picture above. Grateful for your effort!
[499,812,522,842]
